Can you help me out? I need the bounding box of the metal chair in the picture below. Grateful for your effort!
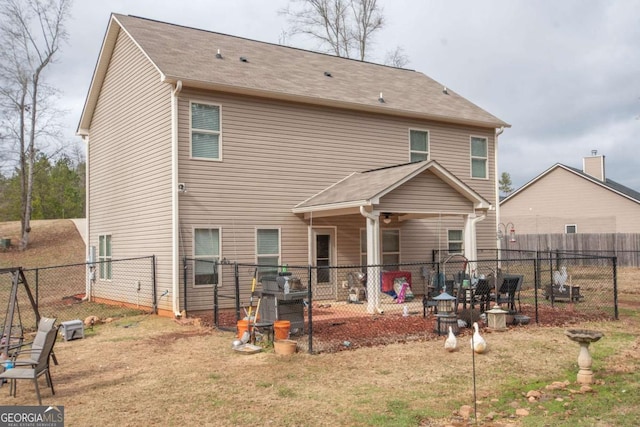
[496,277,521,312]
[9,317,58,367]
[472,279,492,312]
[0,325,59,405]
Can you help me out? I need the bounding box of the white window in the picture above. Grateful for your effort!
[194,228,220,286]
[257,229,280,280]
[565,224,577,234]
[448,229,463,255]
[360,228,400,269]
[98,234,112,280]
[470,136,488,179]
[191,102,221,160]
[410,129,429,162]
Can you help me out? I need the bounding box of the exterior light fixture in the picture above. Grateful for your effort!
[383,213,391,224]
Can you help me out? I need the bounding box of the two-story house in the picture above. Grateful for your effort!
[77,14,509,317]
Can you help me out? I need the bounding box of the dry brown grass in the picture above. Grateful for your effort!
[0,313,637,426]
[0,219,85,268]
[1,220,639,426]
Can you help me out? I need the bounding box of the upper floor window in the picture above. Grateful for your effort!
[448,229,463,255]
[257,228,280,280]
[98,234,112,280]
[410,129,429,162]
[470,136,488,178]
[194,228,220,286]
[191,102,221,160]
[565,224,577,234]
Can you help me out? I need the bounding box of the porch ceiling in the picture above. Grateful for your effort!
[292,160,492,219]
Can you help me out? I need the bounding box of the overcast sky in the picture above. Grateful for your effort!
[50,0,640,190]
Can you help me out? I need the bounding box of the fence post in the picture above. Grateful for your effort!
[534,255,540,324]
[307,264,313,354]
[613,256,618,320]
[152,256,157,314]
[234,263,241,321]
[213,262,219,327]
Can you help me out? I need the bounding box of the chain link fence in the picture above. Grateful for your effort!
[186,254,618,354]
[1,257,156,334]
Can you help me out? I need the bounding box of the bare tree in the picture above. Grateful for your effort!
[383,46,409,68]
[280,0,385,61]
[0,0,72,249]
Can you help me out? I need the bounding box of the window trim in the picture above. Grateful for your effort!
[565,224,577,234]
[98,234,112,281]
[447,229,464,255]
[470,135,488,179]
[409,128,429,162]
[193,227,222,288]
[359,228,401,268]
[190,100,223,161]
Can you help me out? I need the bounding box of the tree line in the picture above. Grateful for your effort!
[0,152,85,221]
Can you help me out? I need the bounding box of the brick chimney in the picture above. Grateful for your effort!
[583,150,605,181]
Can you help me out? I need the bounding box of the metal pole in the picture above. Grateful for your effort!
[613,256,618,320]
[307,265,313,354]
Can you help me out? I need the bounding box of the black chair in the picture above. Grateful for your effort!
[496,277,520,312]
[473,279,492,312]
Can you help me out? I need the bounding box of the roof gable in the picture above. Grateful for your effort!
[293,160,491,214]
[501,163,640,206]
[79,13,509,134]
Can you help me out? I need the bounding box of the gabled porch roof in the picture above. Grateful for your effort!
[292,160,492,218]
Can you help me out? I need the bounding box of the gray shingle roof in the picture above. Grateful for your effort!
[85,14,508,130]
[294,160,491,212]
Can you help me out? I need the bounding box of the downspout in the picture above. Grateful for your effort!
[82,134,92,302]
[360,206,383,314]
[494,126,505,256]
[171,80,183,317]
[464,213,486,274]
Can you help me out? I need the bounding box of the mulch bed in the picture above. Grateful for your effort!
[195,302,611,353]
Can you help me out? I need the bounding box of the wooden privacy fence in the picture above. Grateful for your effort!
[503,233,640,267]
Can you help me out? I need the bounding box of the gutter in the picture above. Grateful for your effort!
[171,80,183,317]
[494,126,504,230]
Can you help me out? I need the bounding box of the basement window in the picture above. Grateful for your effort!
[565,224,577,234]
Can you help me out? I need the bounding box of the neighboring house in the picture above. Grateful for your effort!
[77,14,509,317]
[500,153,640,235]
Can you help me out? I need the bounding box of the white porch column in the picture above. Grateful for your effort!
[365,214,382,314]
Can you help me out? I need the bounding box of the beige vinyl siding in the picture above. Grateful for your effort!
[501,167,640,233]
[175,90,497,309]
[378,171,474,212]
[88,30,173,310]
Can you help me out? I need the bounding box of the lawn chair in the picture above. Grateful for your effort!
[0,325,59,405]
[9,317,58,367]
[496,277,521,312]
[472,279,492,313]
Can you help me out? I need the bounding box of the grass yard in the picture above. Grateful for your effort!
[1,220,639,425]
[1,310,638,426]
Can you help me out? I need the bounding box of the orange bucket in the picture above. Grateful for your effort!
[237,319,250,339]
[274,320,291,340]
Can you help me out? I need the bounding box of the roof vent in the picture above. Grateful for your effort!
[324,71,332,77]
[378,92,385,103]
[443,87,449,95]
[215,49,223,59]
[591,149,598,156]
[239,56,248,62]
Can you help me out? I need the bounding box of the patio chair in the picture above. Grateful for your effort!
[496,277,521,312]
[9,317,58,367]
[0,325,59,405]
[472,279,492,313]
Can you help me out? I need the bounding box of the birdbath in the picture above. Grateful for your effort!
[564,329,604,384]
